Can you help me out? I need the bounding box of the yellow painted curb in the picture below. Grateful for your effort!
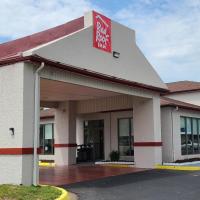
[156,164,200,171]
[39,161,55,167]
[41,185,68,200]
[54,186,68,200]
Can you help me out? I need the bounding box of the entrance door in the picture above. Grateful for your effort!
[84,120,104,161]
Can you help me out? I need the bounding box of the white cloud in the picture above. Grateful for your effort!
[0,0,98,39]
[0,0,199,82]
[114,0,200,82]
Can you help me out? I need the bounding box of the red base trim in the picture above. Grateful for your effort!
[0,147,41,155]
[134,142,162,147]
[54,143,77,148]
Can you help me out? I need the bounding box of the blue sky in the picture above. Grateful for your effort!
[0,0,200,83]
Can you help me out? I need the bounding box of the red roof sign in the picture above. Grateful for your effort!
[93,11,112,53]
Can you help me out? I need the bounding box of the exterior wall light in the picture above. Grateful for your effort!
[9,128,14,135]
[113,51,120,58]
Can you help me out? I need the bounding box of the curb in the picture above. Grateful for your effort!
[156,164,200,171]
[41,185,68,200]
[163,161,200,166]
[99,164,134,168]
[95,161,135,168]
[53,186,68,200]
[39,161,55,167]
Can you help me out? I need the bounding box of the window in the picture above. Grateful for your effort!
[193,119,199,154]
[180,116,200,155]
[180,117,187,155]
[40,123,54,155]
[118,118,134,156]
[186,118,192,154]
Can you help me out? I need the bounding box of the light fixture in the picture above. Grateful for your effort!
[9,128,14,135]
[113,51,120,58]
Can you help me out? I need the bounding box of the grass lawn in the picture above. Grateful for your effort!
[0,184,62,200]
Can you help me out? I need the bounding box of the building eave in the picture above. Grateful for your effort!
[161,97,200,112]
[0,54,169,94]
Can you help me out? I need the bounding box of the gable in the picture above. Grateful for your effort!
[24,18,167,90]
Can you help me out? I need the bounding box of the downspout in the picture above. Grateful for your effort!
[33,62,45,186]
[170,108,175,162]
[171,106,178,162]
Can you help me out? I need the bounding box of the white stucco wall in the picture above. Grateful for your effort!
[134,96,162,168]
[165,91,200,106]
[161,106,200,162]
[161,107,174,162]
[54,101,76,165]
[77,95,133,114]
[0,62,35,185]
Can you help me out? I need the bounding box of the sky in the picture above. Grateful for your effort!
[0,0,200,83]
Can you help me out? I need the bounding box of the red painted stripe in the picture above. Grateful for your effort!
[0,147,41,155]
[134,142,162,147]
[54,143,77,148]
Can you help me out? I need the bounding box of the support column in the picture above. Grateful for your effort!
[134,96,162,168]
[0,63,36,185]
[54,101,77,165]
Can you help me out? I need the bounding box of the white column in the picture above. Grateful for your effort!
[54,101,77,165]
[76,116,84,145]
[0,63,36,185]
[134,96,162,168]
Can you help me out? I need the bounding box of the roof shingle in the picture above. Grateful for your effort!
[167,81,200,93]
[0,17,84,60]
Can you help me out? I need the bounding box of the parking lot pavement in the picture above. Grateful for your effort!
[63,169,200,200]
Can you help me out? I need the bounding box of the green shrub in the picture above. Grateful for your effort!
[109,150,120,161]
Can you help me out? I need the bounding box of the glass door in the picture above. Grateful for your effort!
[84,120,104,161]
[40,123,54,155]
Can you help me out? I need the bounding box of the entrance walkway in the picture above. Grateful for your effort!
[39,164,147,186]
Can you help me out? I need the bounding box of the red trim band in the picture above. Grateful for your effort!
[54,143,77,148]
[134,142,162,147]
[0,147,41,155]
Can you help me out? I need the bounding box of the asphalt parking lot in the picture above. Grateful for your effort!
[63,169,200,200]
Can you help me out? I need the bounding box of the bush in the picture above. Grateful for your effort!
[109,150,120,161]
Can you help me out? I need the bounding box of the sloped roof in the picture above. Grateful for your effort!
[166,81,200,94]
[0,17,84,60]
[161,96,200,111]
